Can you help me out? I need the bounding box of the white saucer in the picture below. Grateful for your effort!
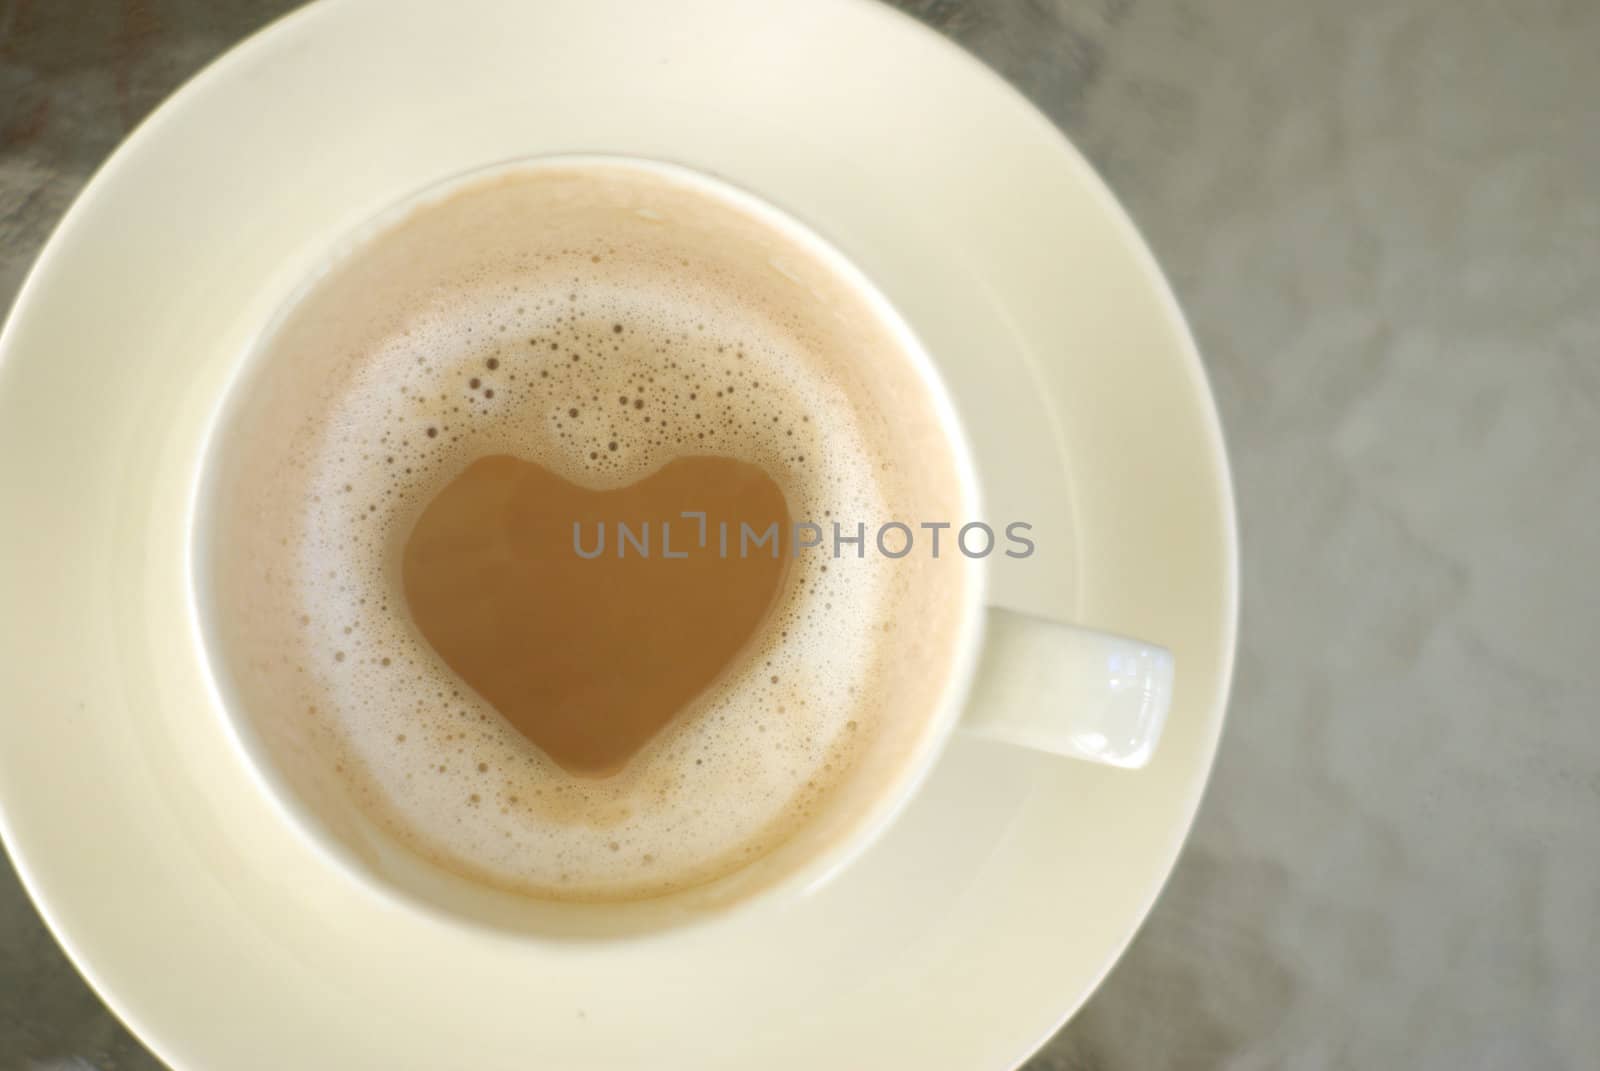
[0,1,1237,1067]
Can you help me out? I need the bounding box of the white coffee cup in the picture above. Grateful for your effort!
[198,156,1174,936]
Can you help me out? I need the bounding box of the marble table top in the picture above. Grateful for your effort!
[3,1,1596,1067]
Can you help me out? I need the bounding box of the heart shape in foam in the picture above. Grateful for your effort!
[402,454,791,776]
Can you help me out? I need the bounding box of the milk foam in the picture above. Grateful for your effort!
[203,161,970,902]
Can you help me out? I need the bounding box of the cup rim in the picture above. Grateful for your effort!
[188,150,990,938]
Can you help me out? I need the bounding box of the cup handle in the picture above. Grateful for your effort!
[958,607,1174,769]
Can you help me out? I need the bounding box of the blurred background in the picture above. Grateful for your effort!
[3,1,1596,1068]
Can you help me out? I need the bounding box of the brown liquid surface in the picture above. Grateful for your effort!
[206,161,972,903]
[402,454,791,776]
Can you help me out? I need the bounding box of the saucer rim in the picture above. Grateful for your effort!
[0,0,1238,1067]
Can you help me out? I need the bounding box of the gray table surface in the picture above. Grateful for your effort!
[4,1,1598,1068]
